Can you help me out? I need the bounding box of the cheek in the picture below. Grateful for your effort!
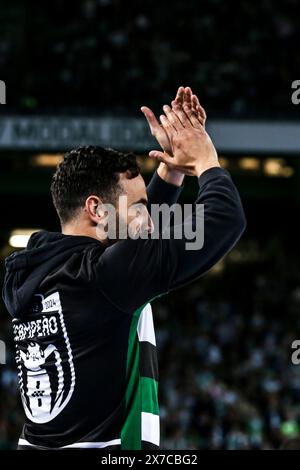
[126,211,136,225]
[116,196,129,222]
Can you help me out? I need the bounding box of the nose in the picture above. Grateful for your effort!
[146,214,154,234]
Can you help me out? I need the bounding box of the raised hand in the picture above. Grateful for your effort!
[171,86,207,129]
[141,86,205,156]
[148,106,219,177]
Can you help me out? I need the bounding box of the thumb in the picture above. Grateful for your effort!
[141,106,160,135]
[149,150,165,159]
[149,150,174,166]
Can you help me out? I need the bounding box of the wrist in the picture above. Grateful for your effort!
[195,161,221,178]
[157,163,184,187]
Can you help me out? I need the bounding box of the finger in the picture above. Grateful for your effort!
[191,95,207,122]
[149,150,165,159]
[140,106,160,135]
[149,150,175,167]
[159,115,176,144]
[171,102,192,128]
[162,105,184,130]
[174,86,184,106]
[191,94,201,111]
[149,151,195,176]
[183,104,203,129]
[184,87,192,107]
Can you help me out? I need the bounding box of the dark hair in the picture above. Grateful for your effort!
[51,146,140,224]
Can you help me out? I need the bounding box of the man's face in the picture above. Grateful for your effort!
[95,173,154,242]
[116,173,154,239]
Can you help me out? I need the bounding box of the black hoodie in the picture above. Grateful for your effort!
[2,168,246,450]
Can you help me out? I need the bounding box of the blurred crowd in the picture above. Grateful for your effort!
[1,239,300,449]
[156,241,300,449]
[0,0,299,116]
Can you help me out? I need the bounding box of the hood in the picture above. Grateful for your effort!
[2,231,101,319]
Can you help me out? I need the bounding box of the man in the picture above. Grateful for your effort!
[2,87,246,450]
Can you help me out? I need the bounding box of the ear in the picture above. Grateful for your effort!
[85,195,106,225]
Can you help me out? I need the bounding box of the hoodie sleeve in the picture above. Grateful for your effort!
[146,170,183,232]
[95,167,246,314]
[146,170,183,207]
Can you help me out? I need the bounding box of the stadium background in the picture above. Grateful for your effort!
[1,0,300,450]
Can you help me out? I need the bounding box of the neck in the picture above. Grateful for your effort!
[62,218,113,247]
[62,220,101,243]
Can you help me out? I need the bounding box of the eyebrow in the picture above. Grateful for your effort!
[132,197,148,206]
